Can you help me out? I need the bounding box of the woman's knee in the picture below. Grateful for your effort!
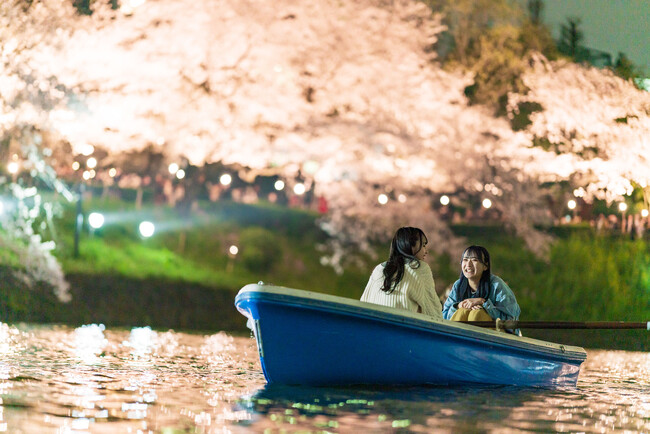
[467,308,492,321]
[450,308,472,321]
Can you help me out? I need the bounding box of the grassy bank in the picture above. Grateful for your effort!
[1,198,648,349]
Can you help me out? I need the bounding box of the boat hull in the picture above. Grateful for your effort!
[235,284,586,388]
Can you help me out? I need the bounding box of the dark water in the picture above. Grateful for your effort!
[0,323,648,433]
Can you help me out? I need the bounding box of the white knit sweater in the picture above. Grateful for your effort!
[360,260,443,321]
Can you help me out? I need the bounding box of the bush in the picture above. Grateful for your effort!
[239,227,283,273]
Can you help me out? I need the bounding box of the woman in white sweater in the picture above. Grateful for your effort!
[360,227,443,320]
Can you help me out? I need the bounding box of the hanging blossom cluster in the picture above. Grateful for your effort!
[0,135,72,302]
[0,0,77,301]
[11,0,650,272]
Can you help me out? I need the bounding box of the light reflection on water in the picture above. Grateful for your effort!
[0,324,647,433]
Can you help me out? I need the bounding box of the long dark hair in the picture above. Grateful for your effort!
[456,245,492,301]
[381,227,427,293]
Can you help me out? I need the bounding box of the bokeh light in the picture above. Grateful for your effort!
[176,169,186,180]
[229,245,239,256]
[139,221,155,238]
[168,163,179,174]
[80,144,95,156]
[618,203,628,212]
[641,209,649,218]
[377,194,388,205]
[220,174,232,186]
[293,183,305,195]
[88,212,105,229]
[567,199,576,210]
[440,195,450,206]
[482,198,492,209]
[7,162,19,174]
[274,180,285,191]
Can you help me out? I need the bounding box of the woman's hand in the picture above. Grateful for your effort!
[459,297,485,310]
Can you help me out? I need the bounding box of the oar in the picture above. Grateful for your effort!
[462,319,650,331]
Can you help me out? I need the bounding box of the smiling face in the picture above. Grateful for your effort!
[461,251,487,281]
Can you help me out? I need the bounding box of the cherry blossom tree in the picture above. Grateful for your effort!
[508,57,650,208]
[4,0,649,281]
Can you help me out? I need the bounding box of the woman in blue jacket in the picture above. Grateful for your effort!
[442,245,520,332]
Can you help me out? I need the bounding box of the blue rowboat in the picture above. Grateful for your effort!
[235,283,587,388]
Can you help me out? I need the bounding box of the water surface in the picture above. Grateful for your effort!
[0,323,648,433]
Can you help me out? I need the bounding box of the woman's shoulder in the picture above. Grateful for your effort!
[370,263,385,276]
[406,260,433,276]
[489,274,510,288]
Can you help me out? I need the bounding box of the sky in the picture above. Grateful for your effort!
[542,0,650,73]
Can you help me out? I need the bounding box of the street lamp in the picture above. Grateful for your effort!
[227,244,238,272]
[293,183,306,195]
[618,203,628,233]
[88,212,105,230]
[220,174,232,186]
[139,221,155,238]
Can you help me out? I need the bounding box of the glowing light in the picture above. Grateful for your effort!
[398,194,407,203]
[229,245,239,256]
[440,195,450,206]
[86,157,97,169]
[168,163,179,174]
[377,194,388,205]
[89,170,96,179]
[108,168,117,177]
[80,144,94,156]
[88,212,104,229]
[7,162,19,174]
[139,221,155,238]
[293,183,306,195]
[220,174,232,186]
[72,162,80,171]
[573,188,585,198]
[274,180,285,191]
[482,198,492,209]
[176,169,185,180]
[618,203,628,212]
[567,200,576,210]
[82,170,92,180]
[642,209,649,218]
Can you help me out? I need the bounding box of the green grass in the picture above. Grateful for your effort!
[53,198,371,296]
[3,196,650,345]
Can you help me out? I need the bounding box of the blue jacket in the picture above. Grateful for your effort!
[443,274,521,324]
